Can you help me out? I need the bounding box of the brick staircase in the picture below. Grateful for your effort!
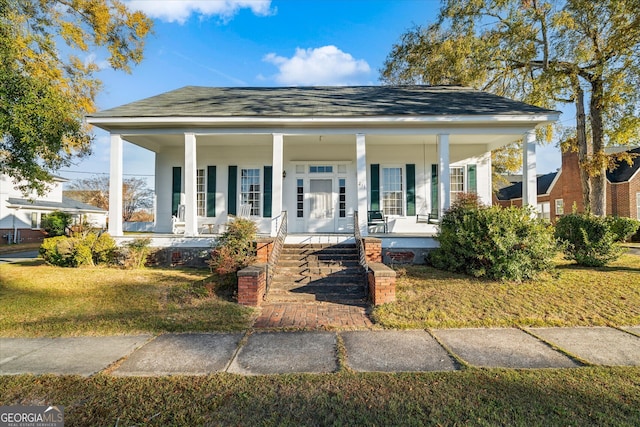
[266,243,367,305]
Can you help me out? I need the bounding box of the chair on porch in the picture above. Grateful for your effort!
[172,205,186,234]
[368,210,388,233]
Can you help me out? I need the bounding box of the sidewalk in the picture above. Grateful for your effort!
[1,326,638,376]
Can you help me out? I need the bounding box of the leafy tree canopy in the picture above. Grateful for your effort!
[382,0,640,214]
[1,0,152,195]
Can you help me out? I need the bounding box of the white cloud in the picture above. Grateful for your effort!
[126,0,273,24]
[263,45,371,86]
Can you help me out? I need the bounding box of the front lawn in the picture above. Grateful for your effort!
[372,254,640,329]
[1,368,638,426]
[0,262,255,337]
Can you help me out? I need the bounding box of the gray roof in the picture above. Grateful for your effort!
[607,146,640,183]
[496,172,558,201]
[7,197,106,212]
[89,86,558,119]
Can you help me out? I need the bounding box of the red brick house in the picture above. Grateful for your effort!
[496,146,640,222]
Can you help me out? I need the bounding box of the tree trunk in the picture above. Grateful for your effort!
[571,76,591,213]
[589,77,607,216]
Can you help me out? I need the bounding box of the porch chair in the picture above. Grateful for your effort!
[171,204,186,234]
[367,210,388,233]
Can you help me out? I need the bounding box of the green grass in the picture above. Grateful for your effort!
[0,368,638,426]
[373,254,640,329]
[0,262,255,337]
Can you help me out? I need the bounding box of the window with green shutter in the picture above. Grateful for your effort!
[406,164,415,216]
[370,164,380,211]
[228,166,237,215]
[206,166,216,217]
[172,166,181,216]
[263,166,272,217]
[467,164,477,193]
[431,164,438,217]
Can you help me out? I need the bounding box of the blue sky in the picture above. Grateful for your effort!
[61,0,566,188]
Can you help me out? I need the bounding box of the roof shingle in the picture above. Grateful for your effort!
[89,85,559,119]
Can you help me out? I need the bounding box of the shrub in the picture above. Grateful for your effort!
[39,232,117,267]
[121,237,152,269]
[555,213,623,267]
[606,216,640,242]
[208,218,257,278]
[41,211,72,236]
[429,196,557,281]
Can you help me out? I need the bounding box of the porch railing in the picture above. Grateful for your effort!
[353,211,369,297]
[266,210,287,295]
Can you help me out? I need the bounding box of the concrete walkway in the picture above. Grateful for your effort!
[1,326,638,376]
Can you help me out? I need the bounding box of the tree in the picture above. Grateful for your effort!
[1,0,152,195]
[66,175,153,222]
[382,0,640,215]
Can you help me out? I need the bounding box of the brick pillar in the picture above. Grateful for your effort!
[367,262,396,305]
[255,238,274,263]
[363,237,382,263]
[237,264,266,306]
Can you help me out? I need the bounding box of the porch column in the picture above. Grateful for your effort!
[522,130,537,209]
[108,133,123,236]
[356,133,368,236]
[271,133,284,237]
[184,132,198,236]
[438,133,451,216]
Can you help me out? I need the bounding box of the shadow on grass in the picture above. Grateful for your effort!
[1,368,638,425]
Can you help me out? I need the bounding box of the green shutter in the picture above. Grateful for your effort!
[263,166,272,217]
[406,164,416,216]
[431,164,438,217]
[370,164,380,211]
[206,166,216,217]
[468,164,477,193]
[228,166,237,216]
[172,166,181,216]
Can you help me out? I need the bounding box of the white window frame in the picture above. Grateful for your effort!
[537,202,551,221]
[240,167,261,217]
[381,166,404,217]
[196,168,205,217]
[450,166,465,203]
[636,192,640,220]
[555,199,564,216]
[31,212,39,229]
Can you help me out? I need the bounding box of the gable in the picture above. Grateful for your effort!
[607,147,640,183]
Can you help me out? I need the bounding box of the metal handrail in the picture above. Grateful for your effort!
[266,211,287,295]
[353,211,369,296]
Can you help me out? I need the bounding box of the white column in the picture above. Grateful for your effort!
[108,133,123,236]
[522,130,537,209]
[184,132,198,236]
[438,133,451,216]
[356,133,368,236]
[271,133,284,236]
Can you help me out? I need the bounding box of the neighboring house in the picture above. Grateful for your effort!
[87,86,559,256]
[0,175,107,244]
[495,146,640,222]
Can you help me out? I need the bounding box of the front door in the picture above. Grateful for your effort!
[308,178,335,232]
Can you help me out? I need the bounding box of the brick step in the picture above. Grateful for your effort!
[281,243,356,250]
[271,274,365,285]
[269,280,364,291]
[277,259,360,268]
[266,285,366,304]
[276,265,359,275]
[279,254,359,262]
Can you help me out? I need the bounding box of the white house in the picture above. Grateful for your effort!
[0,175,107,244]
[87,86,559,256]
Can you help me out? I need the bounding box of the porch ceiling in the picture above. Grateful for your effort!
[122,130,527,153]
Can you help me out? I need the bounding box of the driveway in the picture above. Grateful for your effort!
[0,250,39,264]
